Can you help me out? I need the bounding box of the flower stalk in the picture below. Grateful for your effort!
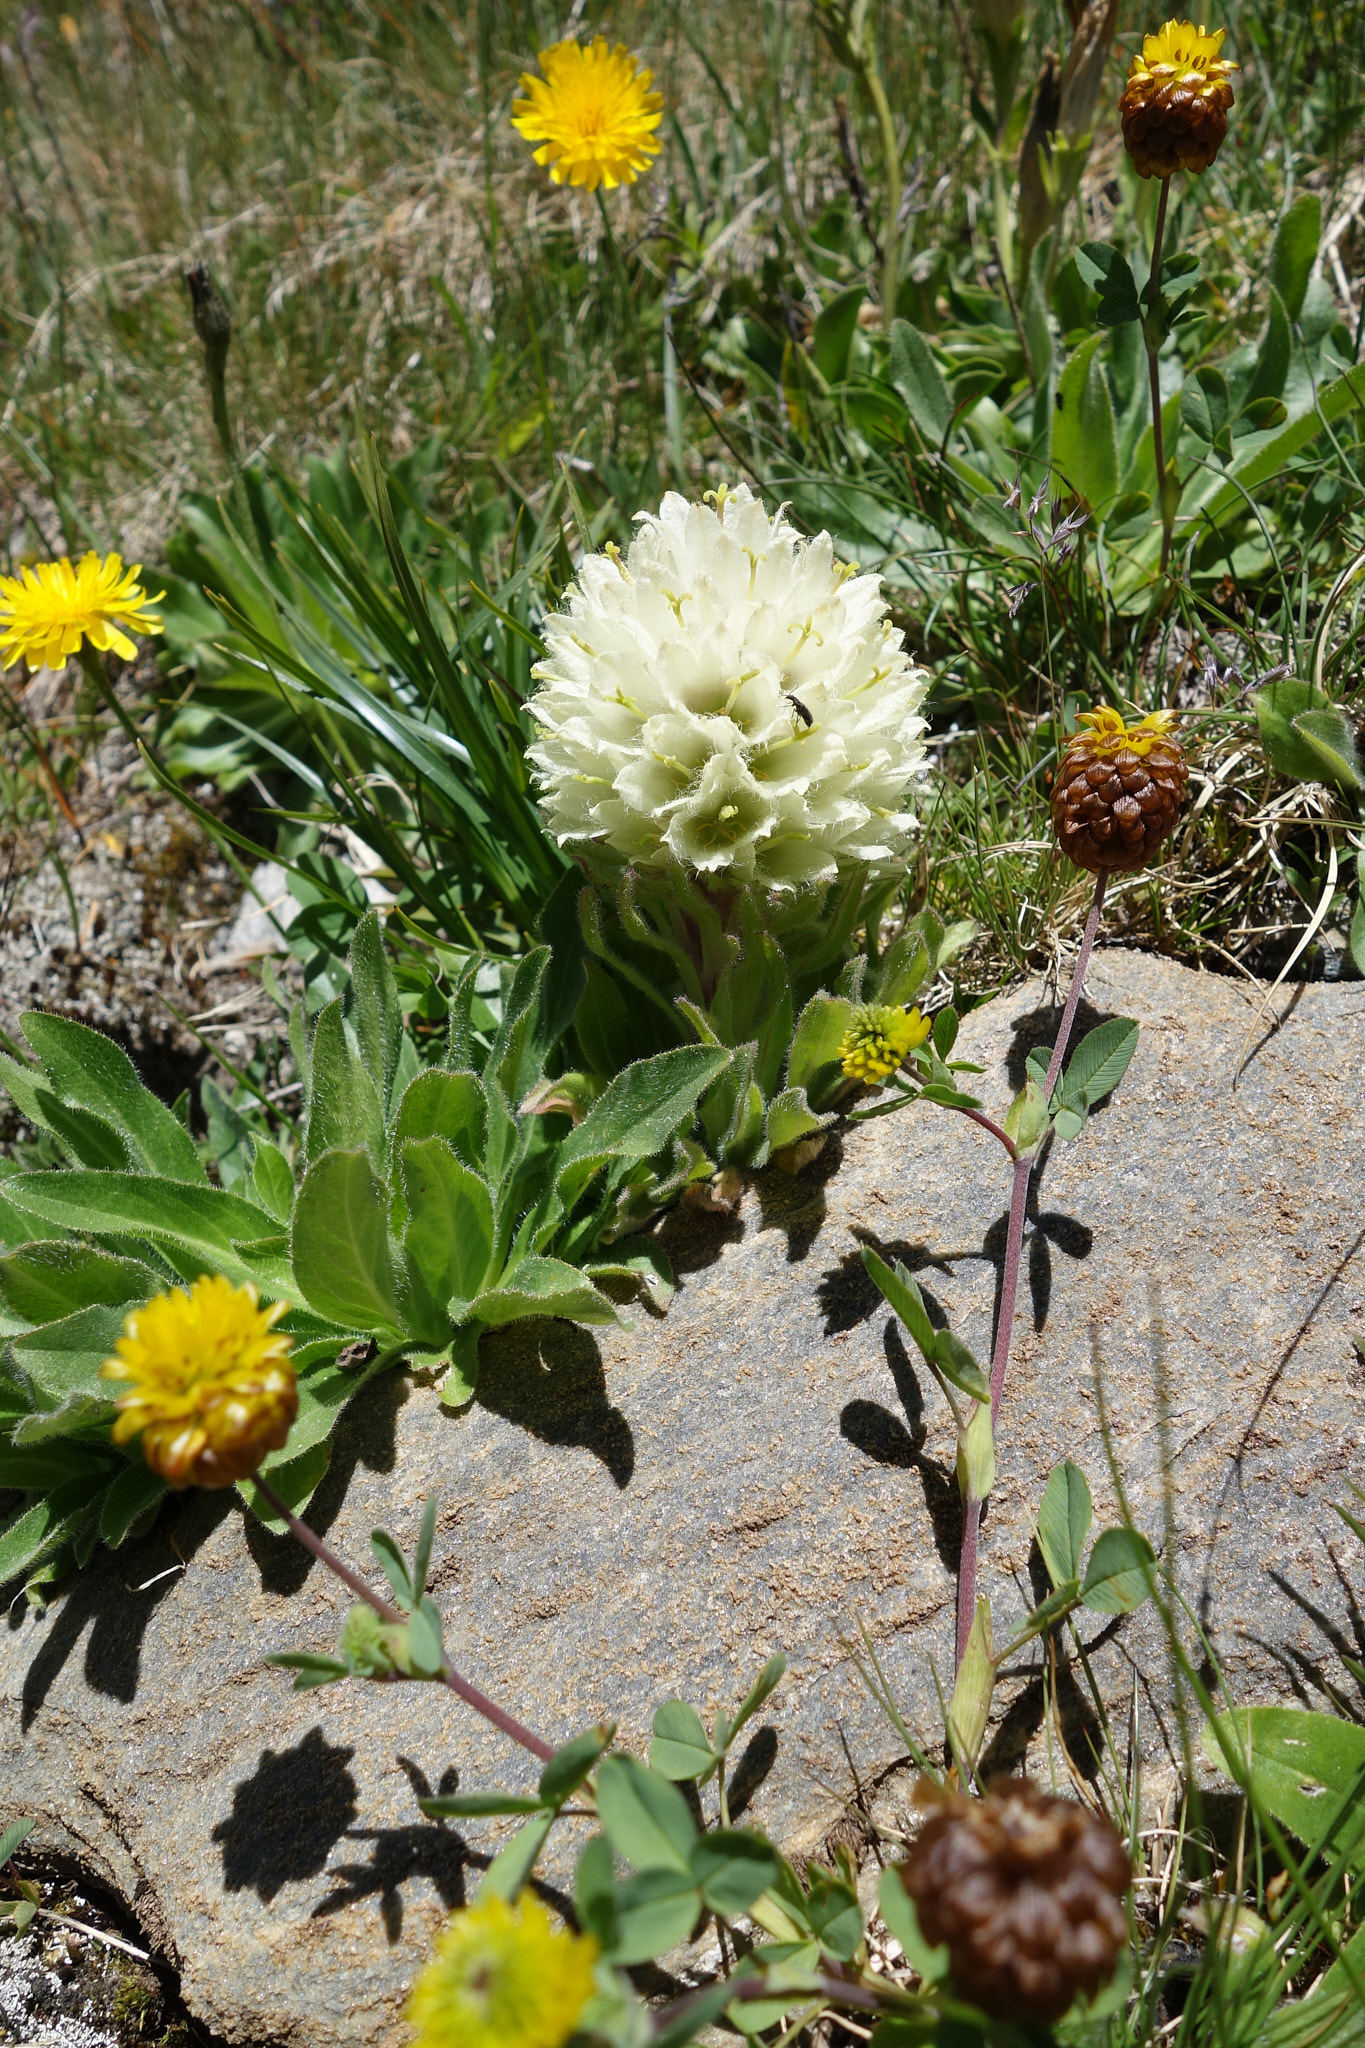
[252,1475,556,1763]
[955,868,1106,1669]
[1145,177,1175,572]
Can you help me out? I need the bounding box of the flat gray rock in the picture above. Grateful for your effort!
[3,950,1363,2046]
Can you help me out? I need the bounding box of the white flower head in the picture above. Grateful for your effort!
[527,485,931,893]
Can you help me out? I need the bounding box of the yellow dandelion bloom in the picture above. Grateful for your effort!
[102,1275,297,1490]
[1071,706,1179,759]
[407,1893,598,2048]
[0,552,165,675]
[511,38,663,192]
[1119,21,1236,180]
[839,1004,932,1086]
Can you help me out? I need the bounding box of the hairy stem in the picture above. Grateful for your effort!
[253,1475,555,1763]
[1145,177,1174,573]
[1042,869,1109,1100]
[948,1101,1019,1159]
[954,868,1110,1671]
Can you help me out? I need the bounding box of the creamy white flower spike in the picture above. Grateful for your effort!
[527,486,931,892]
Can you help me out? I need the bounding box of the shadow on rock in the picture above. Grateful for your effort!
[477,1321,634,1488]
[312,1825,474,1940]
[980,1676,1045,1777]
[246,1367,407,1598]
[752,1133,845,1265]
[728,1725,780,1820]
[214,1726,358,1903]
[839,1325,961,1573]
[21,1489,233,1732]
[653,1202,744,1282]
[818,1233,957,1337]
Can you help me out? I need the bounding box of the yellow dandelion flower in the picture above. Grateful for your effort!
[102,1275,297,1490]
[511,38,663,192]
[1120,21,1236,180]
[0,552,165,675]
[407,1893,598,2048]
[839,1004,932,1086]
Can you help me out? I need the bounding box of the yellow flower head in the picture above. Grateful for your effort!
[102,1275,297,1490]
[407,1893,598,2048]
[511,38,663,192]
[1120,21,1236,180]
[1071,706,1179,760]
[0,552,165,675]
[1135,17,1231,73]
[839,1003,932,1086]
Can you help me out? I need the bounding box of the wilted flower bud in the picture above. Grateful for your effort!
[1120,20,1237,179]
[898,1777,1131,2022]
[102,1275,297,1489]
[1050,708,1188,872]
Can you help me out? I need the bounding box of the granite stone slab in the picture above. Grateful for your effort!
[2,949,1362,2045]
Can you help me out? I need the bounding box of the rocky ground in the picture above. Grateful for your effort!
[1,675,1362,2045]
[3,949,1362,2048]
[0,673,289,1135]
[0,1847,222,2048]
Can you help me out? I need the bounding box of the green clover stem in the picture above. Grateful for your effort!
[252,1474,555,1762]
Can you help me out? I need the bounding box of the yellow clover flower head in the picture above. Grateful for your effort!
[1072,706,1179,759]
[407,1893,598,2048]
[839,1003,932,1086]
[511,38,663,192]
[102,1275,297,1490]
[1119,20,1236,180]
[0,552,165,675]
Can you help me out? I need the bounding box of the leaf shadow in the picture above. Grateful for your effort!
[19,1488,233,1732]
[476,1319,634,1488]
[839,1321,962,1575]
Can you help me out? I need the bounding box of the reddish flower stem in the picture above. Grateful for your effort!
[954,868,1109,1671]
[1145,177,1174,573]
[947,1102,1018,1159]
[1043,870,1109,1097]
[253,1476,555,1763]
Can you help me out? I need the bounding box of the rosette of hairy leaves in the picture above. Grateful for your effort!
[0,912,728,1595]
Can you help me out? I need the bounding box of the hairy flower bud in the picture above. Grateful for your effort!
[839,1003,931,1085]
[1120,19,1236,180]
[1050,708,1188,872]
[408,1893,597,2048]
[899,1777,1131,2021]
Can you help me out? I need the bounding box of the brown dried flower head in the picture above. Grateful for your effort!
[1051,707,1188,873]
[898,1777,1131,2022]
[1120,20,1236,180]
